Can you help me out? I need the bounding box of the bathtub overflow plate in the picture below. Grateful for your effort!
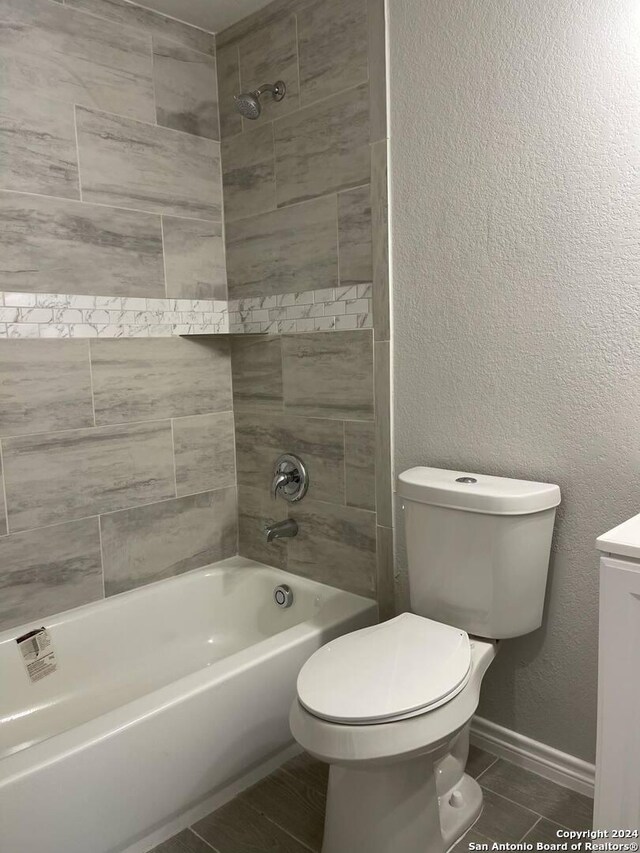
[274,584,293,608]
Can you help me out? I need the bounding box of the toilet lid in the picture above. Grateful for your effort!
[296,613,471,725]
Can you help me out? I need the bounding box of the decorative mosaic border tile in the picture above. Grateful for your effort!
[0,286,373,338]
[228,284,373,334]
[0,292,229,338]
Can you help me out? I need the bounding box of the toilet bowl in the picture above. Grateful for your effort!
[290,466,561,853]
[290,614,497,853]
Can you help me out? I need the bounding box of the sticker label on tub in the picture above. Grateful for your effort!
[16,628,57,683]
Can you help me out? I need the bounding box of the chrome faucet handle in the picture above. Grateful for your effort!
[271,470,295,500]
[271,454,309,502]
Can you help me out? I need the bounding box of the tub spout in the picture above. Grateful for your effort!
[264,519,298,542]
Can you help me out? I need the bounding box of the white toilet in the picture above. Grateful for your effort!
[290,466,561,853]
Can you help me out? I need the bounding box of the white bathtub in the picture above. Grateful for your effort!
[0,556,377,853]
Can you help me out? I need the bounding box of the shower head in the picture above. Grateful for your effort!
[234,81,286,120]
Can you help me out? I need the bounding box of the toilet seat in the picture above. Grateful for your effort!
[296,613,471,725]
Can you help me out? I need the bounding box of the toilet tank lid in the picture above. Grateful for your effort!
[397,467,561,515]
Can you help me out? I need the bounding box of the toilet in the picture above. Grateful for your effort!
[290,466,561,853]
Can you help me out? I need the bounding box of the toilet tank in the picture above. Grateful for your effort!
[398,467,561,639]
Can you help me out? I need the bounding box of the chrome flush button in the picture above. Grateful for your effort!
[456,477,477,484]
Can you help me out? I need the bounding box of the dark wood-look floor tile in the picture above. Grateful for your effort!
[239,767,325,852]
[193,796,310,853]
[466,745,498,779]
[150,828,215,853]
[451,829,493,853]
[282,753,329,798]
[523,818,568,844]
[474,788,540,842]
[479,760,593,830]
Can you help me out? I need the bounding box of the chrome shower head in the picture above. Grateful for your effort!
[234,81,286,120]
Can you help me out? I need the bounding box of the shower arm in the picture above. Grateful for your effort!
[256,81,286,101]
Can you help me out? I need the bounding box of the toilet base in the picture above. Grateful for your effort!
[440,773,483,851]
[320,757,482,853]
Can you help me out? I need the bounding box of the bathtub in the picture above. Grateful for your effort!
[0,556,377,853]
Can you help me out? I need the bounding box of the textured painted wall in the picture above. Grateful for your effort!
[389,0,640,761]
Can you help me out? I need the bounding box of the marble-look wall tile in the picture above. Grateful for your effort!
[226,196,338,299]
[238,14,299,120]
[288,499,376,596]
[237,485,287,569]
[230,336,284,412]
[153,36,219,140]
[374,341,392,526]
[0,456,7,536]
[0,96,79,199]
[297,0,368,106]
[163,217,226,301]
[173,412,236,497]
[90,337,232,425]
[217,42,243,139]
[64,0,215,56]
[101,489,237,595]
[371,140,390,341]
[376,524,395,620]
[235,412,344,504]
[221,123,276,223]
[367,0,387,143]
[3,421,175,531]
[0,340,93,436]
[76,107,222,220]
[0,518,103,632]
[274,84,370,206]
[338,184,373,286]
[0,192,165,298]
[0,0,155,122]
[344,420,375,510]
[282,330,374,420]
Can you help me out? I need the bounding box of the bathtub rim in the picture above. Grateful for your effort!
[0,556,378,786]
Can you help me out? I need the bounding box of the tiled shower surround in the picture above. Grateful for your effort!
[217,0,392,615]
[0,0,392,631]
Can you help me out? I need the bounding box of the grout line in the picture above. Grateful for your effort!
[241,798,318,853]
[519,816,543,842]
[0,484,236,542]
[160,216,169,298]
[189,826,221,852]
[72,105,83,202]
[270,120,279,211]
[74,101,224,148]
[342,421,348,505]
[271,77,369,130]
[0,439,10,535]
[474,754,499,781]
[97,514,106,600]
[169,418,179,497]
[478,780,544,825]
[54,0,216,51]
[86,339,97,427]
[0,188,218,225]
[294,12,302,105]
[0,409,234,441]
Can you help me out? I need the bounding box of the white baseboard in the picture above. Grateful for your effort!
[471,716,595,799]
[122,743,302,853]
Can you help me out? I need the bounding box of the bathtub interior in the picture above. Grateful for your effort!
[0,558,364,762]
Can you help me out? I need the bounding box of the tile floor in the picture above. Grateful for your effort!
[151,746,593,853]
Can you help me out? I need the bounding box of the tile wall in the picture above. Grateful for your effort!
[1,0,225,328]
[217,0,393,614]
[0,0,237,631]
[0,337,237,631]
[0,0,393,631]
